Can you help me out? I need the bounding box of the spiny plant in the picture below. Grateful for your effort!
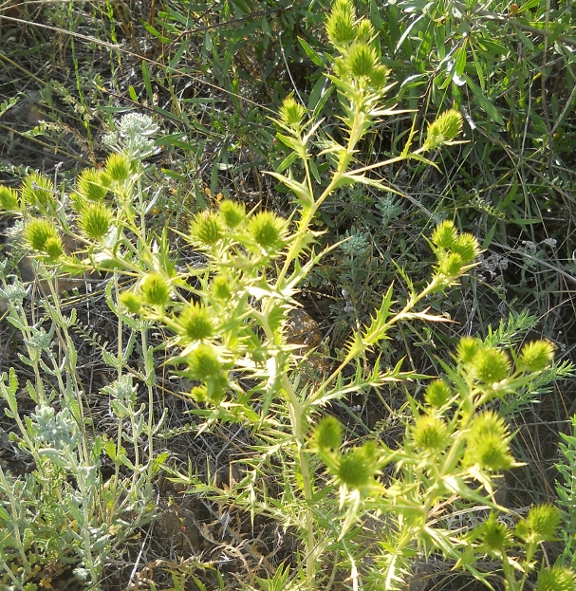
[0,1,574,589]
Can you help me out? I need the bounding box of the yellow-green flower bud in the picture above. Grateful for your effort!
[279,96,306,129]
[140,273,171,307]
[178,302,214,341]
[438,252,464,276]
[80,202,113,240]
[247,211,287,253]
[326,0,356,49]
[219,200,246,228]
[517,504,561,543]
[119,291,142,314]
[424,109,463,150]
[424,379,452,408]
[347,42,377,77]
[518,340,555,372]
[464,411,514,471]
[457,336,481,364]
[21,172,55,208]
[77,168,108,202]
[190,212,223,247]
[431,220,457,249]
[105,153,131,182]
[313,416,343,451]
[23,219,59,252]
[335,441,379,489]
[536,565,576,591]
[44,236,63,260]
[186,344,222,380]
[452,233,480,265]
[470,347,511,383]
[0,186,19,211]
[211,275,232,300]
[411,415,449,452]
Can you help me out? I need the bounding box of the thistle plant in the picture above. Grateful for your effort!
[0,1,574,589]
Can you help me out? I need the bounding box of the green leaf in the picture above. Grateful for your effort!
[298,36,325,67]
[467,79,505,126]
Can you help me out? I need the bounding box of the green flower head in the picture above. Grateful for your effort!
[424,379,452,408]
[457,336,482,364]
[452,233,481,265]
[313,416,343,451]
[437,252,464,277]
[465,411,514,471]
[21,172,55,208]
[24,219,59,252]
[77,168,109,202]
[190,211,223,247]
[44,236,63,260]
[325,0,356,49]
[431,220,457,250]
[140,273,171,308]
[178,302,214,341]
[0,185,20,211]
[211,275,232,300]
[518,340,555,373]
[105,153,131,182]
[517,503,561,544]
[247,211,288,254]
[336,441,379,489]
[80,202,113,240]
[479,512,511,558]
[537,566,576,591]
[219,199,246,228]
[424,110,463,150]
[346,42,378,78]
[186,344,222,381]
[119,291,142,314]
[279,96,306,129]
[411,415,449,452]
[469,347,511,384]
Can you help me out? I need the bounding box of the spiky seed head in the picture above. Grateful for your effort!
[23,219,59,252]
[452,233,481,264]
[119,291,142,314]
[43,236,63,260]
[368,64,389,89]
[189,385,208,403]
[325,0,356,49]
[21,172,55,208]
[140,273,171,307]
[424,110,463,150]
[465,411,514,471]
[211,275,231,300]
[470,347,511,383]
[105,153,131,182]
[178,302,214,341]
[516,504,561,543]
[189,212,223,247]
[518,340,555,372]
[536,566,576,591]
[0,186,20,211]
[431,220,457,249]
[347,42,377,77]
[247,211,287,253]
[424,379,452,408]
[356,19,375,43]
[186,344,222,380]
[411,415,449,452]
[80,202,113,240]
[219,200,246,228]
[279,96,306,129]
[480,513,511,557]
[336,441,379,489]
[77,168,108,202]
[457,336,482,364]
[438,252,464,277]
[313,416,343,451]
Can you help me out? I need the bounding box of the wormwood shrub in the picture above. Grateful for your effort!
[0,1,574,589]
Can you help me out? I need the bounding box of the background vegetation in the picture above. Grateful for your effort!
[0,0,575,589]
